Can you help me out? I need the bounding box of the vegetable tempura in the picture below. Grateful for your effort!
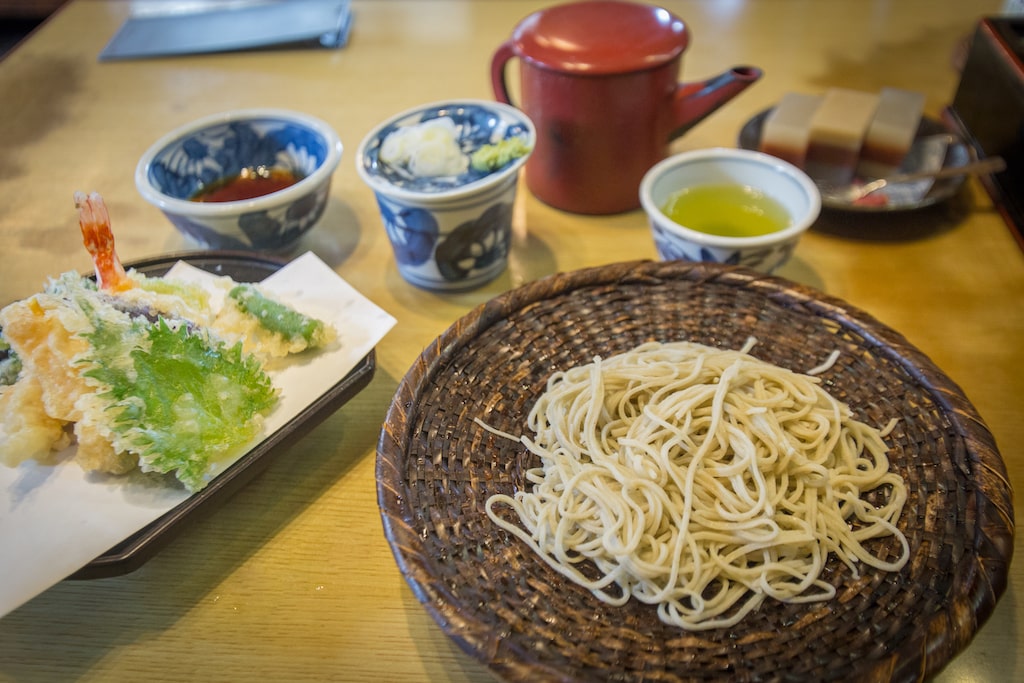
[0,192,336,491]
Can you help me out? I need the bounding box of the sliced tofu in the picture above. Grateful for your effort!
[805,88,880,184]
[857,87,926,178]
[760,93,822,168]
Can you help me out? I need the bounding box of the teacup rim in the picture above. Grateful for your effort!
[639,147,821,248]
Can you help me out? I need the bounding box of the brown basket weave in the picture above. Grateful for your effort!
[376,260,1013,682]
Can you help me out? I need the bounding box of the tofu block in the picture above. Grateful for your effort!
[759,93,822,168]
[805,88,880,184]
[856,87,926,178]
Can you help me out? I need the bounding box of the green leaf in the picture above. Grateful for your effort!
[83,316,277,491]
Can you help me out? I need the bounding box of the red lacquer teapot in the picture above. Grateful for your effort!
[492,0,762,214]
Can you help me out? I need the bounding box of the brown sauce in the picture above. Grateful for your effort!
[190,167,302,203]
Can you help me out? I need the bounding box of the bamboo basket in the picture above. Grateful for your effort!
[377,260,1013,682]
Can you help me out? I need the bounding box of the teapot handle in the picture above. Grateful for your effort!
[491,40,518,106]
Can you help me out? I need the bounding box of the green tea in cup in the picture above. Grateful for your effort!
[660,184,790,237]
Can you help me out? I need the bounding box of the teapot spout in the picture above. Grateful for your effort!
[670,66,763,139]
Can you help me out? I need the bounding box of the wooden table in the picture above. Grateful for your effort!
[0,1,1020,680]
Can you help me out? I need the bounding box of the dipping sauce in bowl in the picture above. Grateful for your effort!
[136,108,342,252]
[190,167,304,203]
[660,184,790,238]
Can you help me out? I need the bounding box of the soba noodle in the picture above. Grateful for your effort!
[480,340,909,630]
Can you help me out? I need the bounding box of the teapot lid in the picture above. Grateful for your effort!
[511,0,688,75]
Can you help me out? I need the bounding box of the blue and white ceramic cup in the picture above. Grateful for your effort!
[356,100,535,291]
[639,148,820,274]
[136,108,342,253]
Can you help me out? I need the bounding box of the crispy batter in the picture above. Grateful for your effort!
[0,297,92,422]
[0,377,71,466]
[0,294,127,473]
[73,420,137,475]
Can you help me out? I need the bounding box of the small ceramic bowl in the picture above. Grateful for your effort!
[356,99,535,291]
[639,148,821,273]
[136,108,343,252]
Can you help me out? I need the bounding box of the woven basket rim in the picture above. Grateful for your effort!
[377,259,1014,682]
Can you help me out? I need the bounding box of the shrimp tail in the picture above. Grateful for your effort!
[75,191,132,293]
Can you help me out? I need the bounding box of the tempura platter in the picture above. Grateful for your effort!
[1,251,395,616]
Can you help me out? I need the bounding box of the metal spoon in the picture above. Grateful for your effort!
[822,156,1006,204]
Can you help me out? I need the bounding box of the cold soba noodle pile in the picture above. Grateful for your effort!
[481,341,909,630]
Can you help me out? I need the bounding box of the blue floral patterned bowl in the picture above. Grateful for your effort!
[136,109,343,252]
[356,100,535,291]
[639,148,820,274]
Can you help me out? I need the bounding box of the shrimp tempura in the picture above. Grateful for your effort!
[75,191,132,293]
